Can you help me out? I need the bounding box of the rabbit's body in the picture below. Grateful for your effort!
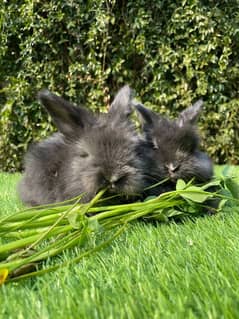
[19,133,67,206]
[135,100,213,196]
[19,86,150,206]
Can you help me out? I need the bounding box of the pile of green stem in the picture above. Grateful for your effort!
[0,176,238,285]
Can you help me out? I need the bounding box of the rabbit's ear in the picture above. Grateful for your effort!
[38,90,95,136]
[109,85,133,119]
[134,103,158,126]
[177,99,203,127]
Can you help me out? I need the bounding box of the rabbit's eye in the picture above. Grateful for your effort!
[79,151,89,158]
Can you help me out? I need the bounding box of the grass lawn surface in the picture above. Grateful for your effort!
[1,167,239,319]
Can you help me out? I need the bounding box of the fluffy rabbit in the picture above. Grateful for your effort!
[134,100,214,195]
[18,86,150,206]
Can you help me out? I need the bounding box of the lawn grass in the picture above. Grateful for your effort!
[1,167,239,319]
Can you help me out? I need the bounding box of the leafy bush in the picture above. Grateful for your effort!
[1,0,239,172]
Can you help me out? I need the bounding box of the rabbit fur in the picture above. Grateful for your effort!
[134,100,214,195]
[18,86,151,206]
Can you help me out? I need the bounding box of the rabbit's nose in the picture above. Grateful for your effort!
[111,183,116,189]
[100,174,117,189]
[166,163,180,174]
[110,175,119,183]
[109,174,124,189]
[109,175,118,189]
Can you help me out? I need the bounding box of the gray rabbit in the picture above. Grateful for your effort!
[18,86,151,206]
[134,100,214,195]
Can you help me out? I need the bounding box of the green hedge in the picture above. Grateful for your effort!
[1,0,239,172]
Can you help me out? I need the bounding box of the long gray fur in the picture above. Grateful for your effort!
[134,101,213,196]
[18,86,151,206]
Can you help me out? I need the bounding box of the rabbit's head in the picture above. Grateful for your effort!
[38,86,147,201]
[135,100,213,184]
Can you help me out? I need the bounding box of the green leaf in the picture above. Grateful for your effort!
[151,213,169,222]
[88,219,101,232]
[221,165,234,178]
[218,199,228,211]
[144,196,157,202]
[180,186,212,203]
[165,208,186,218]
[201,179,221,190]
[176,179,186,190]
[67,212,82,229]
[225,178,239,199]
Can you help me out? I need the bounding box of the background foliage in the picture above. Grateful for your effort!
[0,0,239,172]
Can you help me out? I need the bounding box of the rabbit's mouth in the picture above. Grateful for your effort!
[97,174,128,192]
[106,184,140,196]
[107,189,141,201]
[100,176,144,200]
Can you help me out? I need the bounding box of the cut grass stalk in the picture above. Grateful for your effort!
[0,176,238,285]
[5,223,127,284]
